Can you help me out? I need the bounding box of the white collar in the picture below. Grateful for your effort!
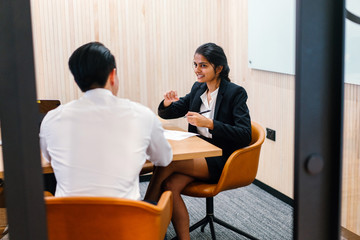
[84,88,113,97]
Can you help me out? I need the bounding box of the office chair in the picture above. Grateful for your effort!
[181,121,265,240]
[45,191,173,240]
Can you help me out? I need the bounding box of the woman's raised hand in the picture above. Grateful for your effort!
[163,90,179,107]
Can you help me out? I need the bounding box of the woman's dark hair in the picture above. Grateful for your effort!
[195,43,230,82]
[68,42,116,92]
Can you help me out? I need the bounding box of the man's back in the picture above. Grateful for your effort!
[40,88,172,199]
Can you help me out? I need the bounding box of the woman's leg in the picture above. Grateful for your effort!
[162,173,195,240]
[144,158,210,202]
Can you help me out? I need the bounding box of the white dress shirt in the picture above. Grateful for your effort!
[197,88,219,138]
[40,88,172,199]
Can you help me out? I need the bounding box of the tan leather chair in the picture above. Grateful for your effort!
[182,121,265,240]
[43,191,54,197]
[45,191,173,240]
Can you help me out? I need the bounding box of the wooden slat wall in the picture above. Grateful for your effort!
[31,0,249,110]
[342,83,360,235]
[247,70,295,197]
[28,0,359,235]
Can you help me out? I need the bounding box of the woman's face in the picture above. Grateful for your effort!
[193,53,220,84]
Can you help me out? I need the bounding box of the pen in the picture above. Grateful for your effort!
[183,110,211,118]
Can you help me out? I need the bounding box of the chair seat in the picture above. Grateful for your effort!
[182,182,218,198]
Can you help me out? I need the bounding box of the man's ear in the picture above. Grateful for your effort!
[109,68,117,86]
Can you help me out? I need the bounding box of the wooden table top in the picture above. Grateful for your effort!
[0,119,222,178]
[161,120,222,161]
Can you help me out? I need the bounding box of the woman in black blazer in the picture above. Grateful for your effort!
[145,43,251,240]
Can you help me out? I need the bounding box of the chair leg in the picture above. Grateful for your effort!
[189,216,209,232]
[213,216,259,240]
[172,215,211,240]
[200,221,208,232]
[188,214,217,240]
[188,197,260,240]
[208,216,216,240]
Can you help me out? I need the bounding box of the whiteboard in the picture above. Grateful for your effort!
[248,0,296,75]
[345,0,360,85]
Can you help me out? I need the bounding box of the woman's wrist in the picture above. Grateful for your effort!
[163,100,172,108]
[207,119,214,130]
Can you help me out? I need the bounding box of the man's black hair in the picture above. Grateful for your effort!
[68,42,116,92]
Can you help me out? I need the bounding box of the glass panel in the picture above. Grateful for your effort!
[342,0,360,236]
[344,0,360,85]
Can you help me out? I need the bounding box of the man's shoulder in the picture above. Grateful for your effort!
[126,100,152,112]
[40,99,79,123]
[42,104,63,119]
[121,100,158,121]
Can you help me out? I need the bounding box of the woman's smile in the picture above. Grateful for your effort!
[197,74,205,79]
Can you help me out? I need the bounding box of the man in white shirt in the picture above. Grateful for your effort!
[39,42,172,199]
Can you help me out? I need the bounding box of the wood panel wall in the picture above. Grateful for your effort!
[342,83,360,234]
[28,0,359,235]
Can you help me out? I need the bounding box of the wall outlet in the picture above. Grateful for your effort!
[266,128,276,141]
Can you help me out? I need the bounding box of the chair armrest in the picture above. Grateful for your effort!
[156,191,173,239]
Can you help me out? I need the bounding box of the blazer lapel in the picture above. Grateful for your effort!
[190,83,207,112]
[214,80,228,120]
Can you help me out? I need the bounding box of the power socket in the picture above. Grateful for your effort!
[266,128,276,141]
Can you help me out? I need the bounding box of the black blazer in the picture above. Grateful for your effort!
[158,80,252,160]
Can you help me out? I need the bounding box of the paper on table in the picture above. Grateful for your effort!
[164,130,198,140]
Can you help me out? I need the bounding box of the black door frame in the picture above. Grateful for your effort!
[0,0,48,239]
[294,0,345,239]
[0,0,347,239]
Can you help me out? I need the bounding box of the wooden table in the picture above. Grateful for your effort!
[0,120,222,178]
[161,120,222,161]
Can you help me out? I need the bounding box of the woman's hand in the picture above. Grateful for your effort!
[185,111,214,130]
[163,90,179,107]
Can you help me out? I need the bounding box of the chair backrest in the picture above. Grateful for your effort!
[214,121,265,194]
[45,191,173,240]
